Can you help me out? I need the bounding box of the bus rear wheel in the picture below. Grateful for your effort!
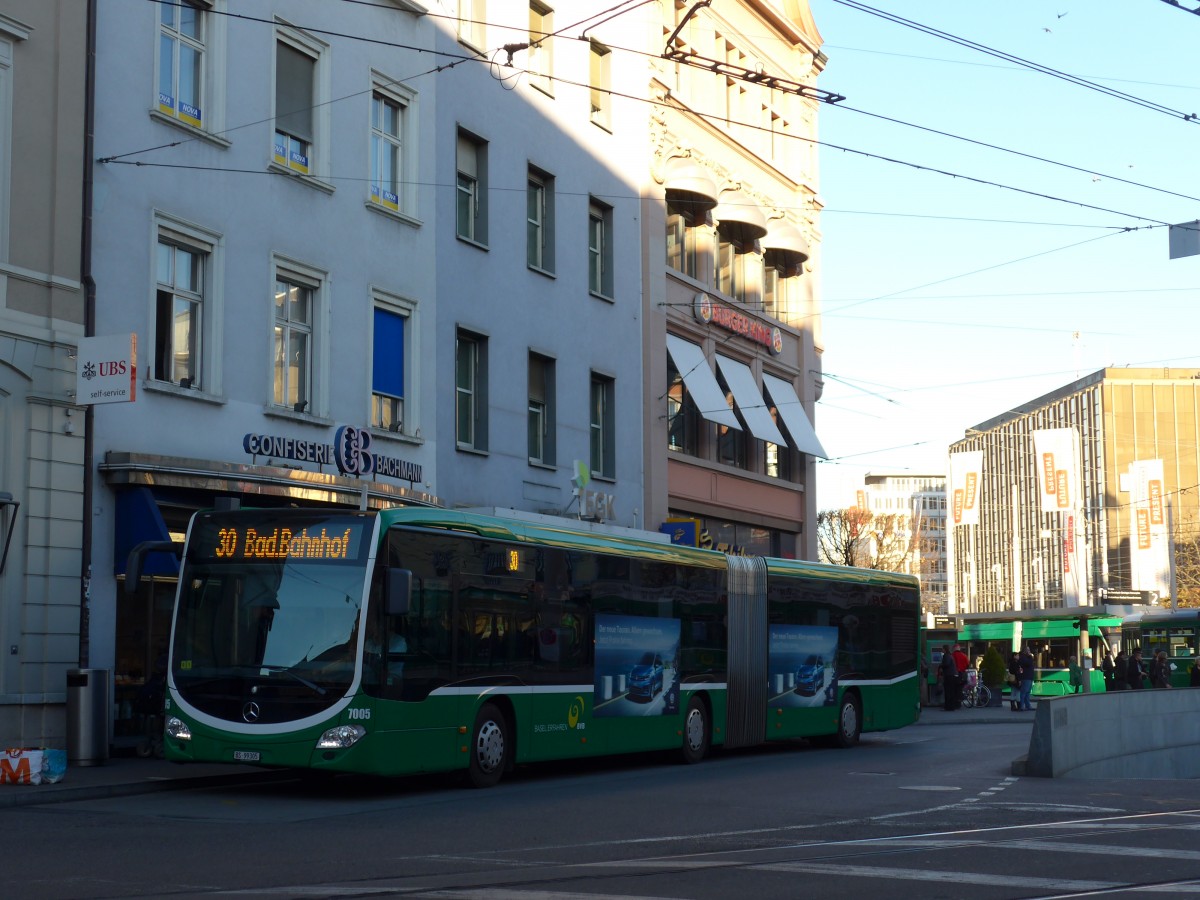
[680,695,710,764]
[468,703,510,788]
[835,693,862,748]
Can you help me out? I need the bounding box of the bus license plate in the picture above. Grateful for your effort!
[232,750,260,762]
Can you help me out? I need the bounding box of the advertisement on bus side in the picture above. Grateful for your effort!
[593,614,681,717]
[768,625,839,708]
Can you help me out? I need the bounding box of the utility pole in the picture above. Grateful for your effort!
[1011,482,1022,612]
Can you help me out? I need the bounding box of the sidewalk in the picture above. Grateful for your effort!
[2,705,1031,808]
[915,704,1039,725]
[0,754,296,810]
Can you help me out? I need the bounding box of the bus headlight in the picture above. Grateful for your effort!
[165,716,192,741]
[316,724,366,749]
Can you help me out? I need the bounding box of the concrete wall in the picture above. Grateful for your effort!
[1022,688,1200,779]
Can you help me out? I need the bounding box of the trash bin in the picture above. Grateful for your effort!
[66,668,111,766]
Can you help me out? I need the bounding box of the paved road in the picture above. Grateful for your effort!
[8,719,1198,900]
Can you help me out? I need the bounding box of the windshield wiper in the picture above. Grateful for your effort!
[258,665,327,696]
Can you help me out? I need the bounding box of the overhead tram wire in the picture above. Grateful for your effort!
[825,284,1200,302]
[830,0,1200,124]
[101,67,1181,233]
[132,0,658,160]
[129,0,1197,225]
[824,210,1122,229]
[1159,0,1200,16]
[831,104,1200,207]
[818,230,1131,318]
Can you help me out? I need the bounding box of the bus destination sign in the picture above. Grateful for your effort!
[214,526,361,561]
[191,515,372,564]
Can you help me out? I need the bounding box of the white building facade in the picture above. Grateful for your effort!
[87,0,443,749]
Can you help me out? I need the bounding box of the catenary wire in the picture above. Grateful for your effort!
[829,0,1200,123]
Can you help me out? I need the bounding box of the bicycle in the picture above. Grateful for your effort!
[961,681,992,708]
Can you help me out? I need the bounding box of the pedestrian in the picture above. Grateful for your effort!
[1101,652,1115,691]
[940,644,958,711]
[1190,659,1200,688]
[1127,647,1146,689]
[1007,652,1022,711]
[953,643,970,708]
[1149,650,1172,689]
[1112,650,1129,690]
[1017,644,1036,710]
[1067,655,1083,694]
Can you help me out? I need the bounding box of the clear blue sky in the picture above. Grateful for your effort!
[807,0,1200,508]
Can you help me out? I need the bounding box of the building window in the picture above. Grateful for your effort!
[666,200,704,281]
[372,295,416,434]
[154,240,203,387]
[457,129,488,245]
[273,265,322,413]
[666,357,699,456]
[765,404,790,480]
[589,40,611,129]
[590,373,615,479]
[762,262,779,318]
[715,378,746,469]
[528,2,554,95]
[528,353,555,465]
[763,250,800,320]
[369,78,414,215]
[273,30,326,177]
[157,0,206,129]
[527,168,555,272]
[588,198,613,298]
[458,0,486,50]
[152,215,221,393]
[456,329,488,451]
[716,225,759,306]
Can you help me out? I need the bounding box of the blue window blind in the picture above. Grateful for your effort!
[373,308,405,397]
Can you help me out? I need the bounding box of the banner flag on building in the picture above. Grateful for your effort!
[1129,458,1170,596]
[1032,428,1078,514]
[948,450,983,527]
[1033,428,1086,606]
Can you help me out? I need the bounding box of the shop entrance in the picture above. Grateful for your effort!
[113,576,176,750]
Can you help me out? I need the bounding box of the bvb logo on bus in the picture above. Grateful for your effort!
[567,695,586,730]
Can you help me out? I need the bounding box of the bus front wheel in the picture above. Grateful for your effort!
[835,693,862,748]
[680,695,710,764]
[468,703,510,788]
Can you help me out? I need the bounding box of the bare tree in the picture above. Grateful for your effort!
[1171,516,1200,608]
[817,508,912,571]
[816,507,870,567]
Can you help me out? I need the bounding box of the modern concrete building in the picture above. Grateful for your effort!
[948,368,1200,614]
[642,0,829,559]
[0,4,87,747]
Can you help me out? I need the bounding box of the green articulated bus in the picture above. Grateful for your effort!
[155,506,920,787]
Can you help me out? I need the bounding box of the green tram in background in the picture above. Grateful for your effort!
[145,506,921,786]
[1121,608,1200,688]
[953,611,1123,694]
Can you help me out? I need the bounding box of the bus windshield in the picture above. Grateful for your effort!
[170,510,375,723]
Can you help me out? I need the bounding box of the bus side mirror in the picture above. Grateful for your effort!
[385,568,413,616]
[124,540,183,594]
